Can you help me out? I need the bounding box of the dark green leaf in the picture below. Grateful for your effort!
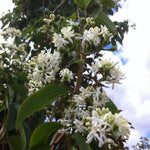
[19,124,26,150]
[22,122,32,150]
[74,132,92,150]
[16,84,67,128]
[29,122,61,148]
[74,0,91,9]
[8,136,22,150]
[102,0,115,8]
[12,83,28,100]
[29,144,51,150]
[6,103,19,131]
[105,99,119,114]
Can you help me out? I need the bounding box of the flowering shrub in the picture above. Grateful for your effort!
[0,0,131,149]
[19,16,131,149]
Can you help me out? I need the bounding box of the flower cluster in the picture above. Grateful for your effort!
[26,49,61,95]
[59,68,73,82]
[92,59,125,88]
[86,108,131,147]
[0,27,21,40]
[26,16,131,148]
[0,28,27,70]
[77,25,112,47]
[52,26,75,50]
[51,18,112,50]
[58,86,131,148]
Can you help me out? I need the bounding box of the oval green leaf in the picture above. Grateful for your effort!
[29,122,61,148]
[16,84,67,128]
[105,99,119,114]
[74,132,92,150]
[74,0,91,9]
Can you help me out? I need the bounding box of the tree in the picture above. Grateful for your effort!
[132,137,150,150]
[0,0,131,150]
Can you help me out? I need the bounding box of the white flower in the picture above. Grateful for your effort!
[1,27,21,40]
[77,27,101,47]
[100,25,112,38]
[59,68,73,82]
[73,119,87,133]
[91,59,101,75]
[52,33,69,49]
[66,19,79,26]
[86,109,111,147]
[105,65,125,89]
[87,27,101,46]
[61,26,75,43]
[27,49,61,95]
[114,114,131,139]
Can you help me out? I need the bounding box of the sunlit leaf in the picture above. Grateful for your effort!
[16,84,67,128]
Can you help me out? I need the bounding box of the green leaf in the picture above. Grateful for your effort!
[6,103,18,131]
[105,99,119,114]
[29,144,51,150]
[102,0,115,8]
[74,0,91,9]
[12,83,28,100]
[72,147,77,150]
[16,84,67,128]
[91,11,116,34]
[29,122,61,148]
[74,132,92,150]
[9,136,22,150]
[22,122,32,149]
[19,124,26,150]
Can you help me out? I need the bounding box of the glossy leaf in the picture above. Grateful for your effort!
[29,122,61,148]
[105,99,119,114]
[74,132,92,150]
[16,84,67,128]
[74,0,91,9]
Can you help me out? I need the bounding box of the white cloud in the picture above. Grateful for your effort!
[0,0,14,27]
[106,0,150,149]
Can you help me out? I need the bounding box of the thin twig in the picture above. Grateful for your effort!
[74,42,86,93]
[50,132,65,150]
[77,6,82,29]
[52,0,65,14]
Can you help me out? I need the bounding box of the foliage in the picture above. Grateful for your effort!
[132,137,150,150]
[0,0,131,150]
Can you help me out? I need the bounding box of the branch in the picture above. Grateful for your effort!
[50,132,65,150]
[77,6,82,29]
[52,0,66,14]
[74,42,86,93]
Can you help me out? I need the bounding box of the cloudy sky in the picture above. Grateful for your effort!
[1,0,150,149]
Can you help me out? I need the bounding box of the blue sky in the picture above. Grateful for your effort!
[1,0,150,149]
